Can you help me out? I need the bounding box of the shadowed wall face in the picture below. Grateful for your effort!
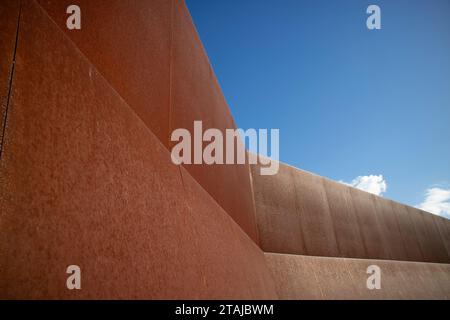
[252,162,450,263]
[35,0,259,244]
[434,215,450,258]
[0,0,276,299]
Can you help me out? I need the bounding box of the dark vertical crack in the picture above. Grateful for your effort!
[0,1,22,160]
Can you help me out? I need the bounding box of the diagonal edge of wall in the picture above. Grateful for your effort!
[0,0,277,299]
[34,0,260,245]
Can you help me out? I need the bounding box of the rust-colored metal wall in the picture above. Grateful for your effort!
[0,0,277,299]
[265,253,450,299]
[434,215,450,258]
[322,178,367,258]
[2,0,449,300]
[35,0,259,244]
[0,0,20,155]
[349,186,391,259]
[252,162,450,263]
[170,1,259,243]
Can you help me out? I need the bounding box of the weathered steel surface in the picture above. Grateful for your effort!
[35,0,260,244]
[252,162,450,263]
[37,0,172,144]
[349,186,390,259]
[251,162,339,257]
[265,253,450,299]
[371,197,408,261]
[407,206,449,263]
[0,0,20,155]
[0,0,277,299]
[1,0,449,300]
[170,0,259,243]
[291,167,339,257]
[250,161,306,255]
[323,178,367,258]
[433,215,450,259]
[392,201,425,261]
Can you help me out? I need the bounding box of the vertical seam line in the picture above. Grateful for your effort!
[0,0,22,161]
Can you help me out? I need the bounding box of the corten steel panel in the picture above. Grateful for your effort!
[371,197,409,261]
[433,215,450,259]
[421,211,449,263]
[250,162,307,255]
[265,253,450,299]
[408,207,449,263]
[179,168,277,298]
[263,253,324,300]
[170,0,259,244]
[251,162,338,257]
[0,0,20,155]
[37,0,260,246]
[349,188,390,259]
[291,168,339,257]
[346,257,450,299]
[408,208,437,262]
[36,0,172,144]
[422,263,450,299]
[253,160,450,262]
[392,202,424,261]
[302,255,362,300]
[394,262,450,299]
[0,1,277,299]
[344,257,409,299]
[322,178,366,259]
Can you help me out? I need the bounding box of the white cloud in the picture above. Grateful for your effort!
[340,175,387,196]
[416,187,450,219]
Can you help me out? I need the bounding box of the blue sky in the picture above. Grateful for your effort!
[186,0,450,216]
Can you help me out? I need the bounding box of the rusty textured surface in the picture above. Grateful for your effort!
[323,178,366,258]
[252,162,338,257]
[371,197,409,261]
[36,0,172,144]
[170,0,259,244]
[392,201,425,261]
[0,0,277,299]
[252,162,450,263]
[349,187,390,259]
[433,215,450,259]
[36,0,260,244]
[408,207,449,263]
[1,0,449,300]
[290,167,339,257]
[250,161,306,255]
[0,0,20,156]
[265,253,450,299]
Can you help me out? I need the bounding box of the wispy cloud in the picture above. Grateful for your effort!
[340,175,387,196]
[416,187,450,219]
